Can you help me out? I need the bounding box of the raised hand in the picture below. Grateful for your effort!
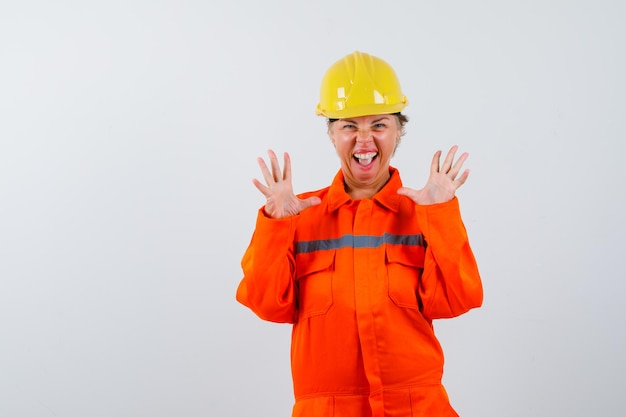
[252,150,321,219]
[397,145,470,205]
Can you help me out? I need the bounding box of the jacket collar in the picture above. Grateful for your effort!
[327,166,404,213]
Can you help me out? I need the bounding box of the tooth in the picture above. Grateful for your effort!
[354,152,376,159]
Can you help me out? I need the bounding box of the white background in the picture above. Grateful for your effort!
[1,1,625,416]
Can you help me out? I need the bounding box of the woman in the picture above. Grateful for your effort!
[236,51,483,417]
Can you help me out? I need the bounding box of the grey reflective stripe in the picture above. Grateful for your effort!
[295,233,425,254]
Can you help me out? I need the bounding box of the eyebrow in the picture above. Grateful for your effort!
[340,116,390,125]
[370,117,390,124]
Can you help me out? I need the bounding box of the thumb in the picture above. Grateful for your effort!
[397,187,412,196]
[300,196,322,210]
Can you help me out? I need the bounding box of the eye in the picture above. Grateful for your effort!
[373,123,387,129]
[341,123,357,130]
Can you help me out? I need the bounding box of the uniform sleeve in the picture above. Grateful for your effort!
[414,197,483,319]
[236,208,298,323]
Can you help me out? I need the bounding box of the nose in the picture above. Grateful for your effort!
[356,128,373,142]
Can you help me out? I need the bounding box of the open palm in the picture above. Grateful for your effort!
[397,145,470,205]
[253,150,321,219]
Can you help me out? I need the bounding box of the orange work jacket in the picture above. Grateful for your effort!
[237,167,483,417]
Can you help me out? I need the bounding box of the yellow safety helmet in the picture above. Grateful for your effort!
[316,51,408,119]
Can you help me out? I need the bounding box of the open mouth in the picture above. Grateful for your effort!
[353,152,378,166]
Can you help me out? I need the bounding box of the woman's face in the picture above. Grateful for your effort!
[329,114,401,196]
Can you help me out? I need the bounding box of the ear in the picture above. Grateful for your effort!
[328,131,336,147]
[393,136,401,156]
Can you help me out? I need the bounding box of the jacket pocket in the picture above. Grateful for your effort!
[385,245,424,310]
[295,250,335,319]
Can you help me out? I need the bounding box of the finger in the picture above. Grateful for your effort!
[252,178,271,197]
[430,150,442,174]
[257,157,274,186]
[454,169,470,189]
[299,196,321,210]
[397,186,416,197]
[448,151,469,179]
[441,145,458,173]
[267,149,282,182]
[283,152,292,182]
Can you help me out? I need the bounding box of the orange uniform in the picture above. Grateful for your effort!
[237,167,483,417]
